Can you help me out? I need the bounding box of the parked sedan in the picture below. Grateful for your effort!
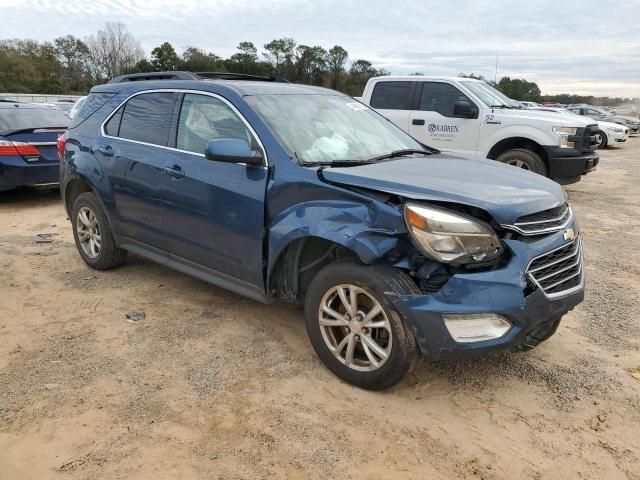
[0,103,69,192]
[534,107,629,148]
[568,105,640,135]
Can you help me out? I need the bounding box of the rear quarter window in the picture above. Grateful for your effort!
[370,81,413,110]
[69,92,117,128]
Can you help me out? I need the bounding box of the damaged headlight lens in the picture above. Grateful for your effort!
[404,204,502,264]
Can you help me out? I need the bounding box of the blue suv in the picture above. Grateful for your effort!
[60,72,585,389]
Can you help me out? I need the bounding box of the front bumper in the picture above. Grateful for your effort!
[0,158,59,192]
[543,146,599,180]
[391,228,584,360]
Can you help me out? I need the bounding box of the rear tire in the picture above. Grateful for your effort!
[304,263,420,390]
[71,192,127,270]
[497,148,547,176]
[595,130,608,149]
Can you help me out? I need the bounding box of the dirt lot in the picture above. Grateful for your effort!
[1,140,639,480]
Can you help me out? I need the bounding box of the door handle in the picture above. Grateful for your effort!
[97,145,114,157]
[412,119,425,125]
[162,165,186,179]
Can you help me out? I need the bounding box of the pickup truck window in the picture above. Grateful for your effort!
[370,81,413,110]
[418,82,473,117]
[246,94,423,165]
[176,94,253,155]
[460,80,512,108]
[118,92,177,146]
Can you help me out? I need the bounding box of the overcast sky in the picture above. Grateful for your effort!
[2,0,639,97]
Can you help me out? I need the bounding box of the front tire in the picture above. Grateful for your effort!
[497,148,548,176]
[595,130,608,149]
[304,263,420,390]
[71,192,127,270]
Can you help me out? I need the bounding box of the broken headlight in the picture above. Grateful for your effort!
[404,203,502,264]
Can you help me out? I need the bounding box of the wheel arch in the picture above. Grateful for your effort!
[487,136,549,168]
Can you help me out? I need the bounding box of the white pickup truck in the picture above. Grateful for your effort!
[360,76,599,183]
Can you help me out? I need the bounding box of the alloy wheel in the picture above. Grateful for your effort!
[506,159,531,170]
[318,284,392,372]
[76,206,101,259]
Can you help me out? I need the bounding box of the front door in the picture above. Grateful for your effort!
[407,81,481,155]
[161,93,268,290]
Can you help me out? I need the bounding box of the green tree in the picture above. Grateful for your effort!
[151,42,179,71]
[181,47,223,72]
[263,38,296,77]
[327,45,348,90]
[496,76,541,102]
[295,45,327,84]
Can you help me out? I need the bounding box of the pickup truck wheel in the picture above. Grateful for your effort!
[304,263,420,390]
[595,130,608,149]
[497,148,547,176]
[71,192,127,270]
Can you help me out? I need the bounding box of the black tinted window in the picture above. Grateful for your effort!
[69,92,116,128]
[118,93,177,146]
[104,106,123,136]
[370,82,413,110]
[0,106,69,131]
[176,94,253,154]
[419,82,472,117]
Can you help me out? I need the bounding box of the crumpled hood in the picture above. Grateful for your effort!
[320,154,565,225]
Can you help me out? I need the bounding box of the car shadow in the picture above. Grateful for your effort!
[0,187,61,207]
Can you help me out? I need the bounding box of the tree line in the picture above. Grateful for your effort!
[0,22,635,106]
[0,22,385,97]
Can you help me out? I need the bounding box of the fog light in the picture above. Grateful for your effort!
[442,313,511,343]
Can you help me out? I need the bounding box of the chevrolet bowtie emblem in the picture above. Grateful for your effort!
[563,228,576,241]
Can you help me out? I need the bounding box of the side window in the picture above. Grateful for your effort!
[586,109,603,116]
[418,82,473,117]
[118,92,177,146]
[569,108,581,115]
[370,82,413,110]
[104,106,123,136]
[176,93,253,155]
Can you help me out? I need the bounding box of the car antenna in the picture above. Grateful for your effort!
[492,54,499,112]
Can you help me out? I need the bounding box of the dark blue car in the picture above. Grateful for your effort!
[0,103,69,192]
[60,74,584,389]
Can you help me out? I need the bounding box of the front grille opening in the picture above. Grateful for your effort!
[527,236,583,297]
[506,203,571,236]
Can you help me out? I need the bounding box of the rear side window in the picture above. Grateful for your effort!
[418,82,473,117]
[370,82,413,110]
[176,94,253,154]
[118,92,177,146]
[104,106,123,136]
[69,92,116,128]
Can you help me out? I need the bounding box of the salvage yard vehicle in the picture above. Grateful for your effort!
[360,76,599,183]
[60,72,585,389]
[534,107,629,148]
[567,105,640,135]
[0,102,69,192]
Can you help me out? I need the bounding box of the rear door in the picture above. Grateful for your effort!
[160,92,268,290]
[101,91,179,249]
[368,81,415,131]
[408,81,480,154]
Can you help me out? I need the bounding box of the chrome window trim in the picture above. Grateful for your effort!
[27,141,57,146]
[500,207,573,236]
[525,235,584,299]
[99,88,268,168]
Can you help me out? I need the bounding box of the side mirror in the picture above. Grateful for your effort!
[453,101,477,119]
[204,139,264,166]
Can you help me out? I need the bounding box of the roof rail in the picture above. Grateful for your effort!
[107,71,201,83]
[107,71,290,84]
[195,72,290,83]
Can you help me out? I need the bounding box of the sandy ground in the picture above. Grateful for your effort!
[1,140,639,480]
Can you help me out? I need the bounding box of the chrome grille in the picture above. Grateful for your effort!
[503,203,572,235]
[527,236,583,298]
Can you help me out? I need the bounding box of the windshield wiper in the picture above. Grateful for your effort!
[367,149,432,163]
[304,159,377,167]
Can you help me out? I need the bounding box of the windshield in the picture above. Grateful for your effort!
[0,106,70,131]
[461,81,514,107]
[245,94,424,165]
